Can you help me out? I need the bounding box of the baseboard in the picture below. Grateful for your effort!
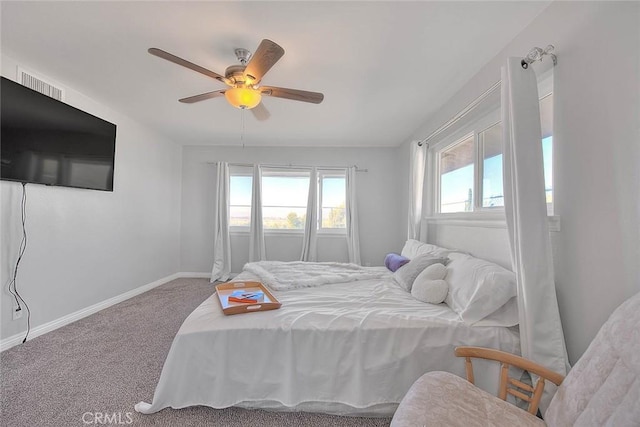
[178,272,213,279]
[178,272,241,280]
[1,272,182,352]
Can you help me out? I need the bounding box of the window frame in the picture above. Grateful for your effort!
[228,167,350,235]
[317,169,347,235]
[433,108,501,216]
[430,74,554,219]
[477,119,504,211]
[260,168,311,234]
[228,166,253,233]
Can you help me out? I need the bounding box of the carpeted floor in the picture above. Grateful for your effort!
[0,278,392,426]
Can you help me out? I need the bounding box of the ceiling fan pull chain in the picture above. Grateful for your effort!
[241,109,245,148]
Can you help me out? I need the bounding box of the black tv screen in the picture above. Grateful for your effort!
[1,76,116,191]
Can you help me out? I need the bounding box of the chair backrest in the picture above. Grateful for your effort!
[455,346,564,416]
[544,291,640,426]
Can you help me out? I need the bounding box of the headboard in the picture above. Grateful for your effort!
[421,218,512,270]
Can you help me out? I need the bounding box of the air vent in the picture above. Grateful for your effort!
[17,67,64,101]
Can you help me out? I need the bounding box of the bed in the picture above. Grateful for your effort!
[136,241,521,416]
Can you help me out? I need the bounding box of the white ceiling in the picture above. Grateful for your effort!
[1,1,550,147]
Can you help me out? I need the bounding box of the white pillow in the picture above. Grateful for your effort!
[444,252,517,325]
[400,239,456,260]
[411,279,449,304]
[474,296,519,327]
[394,254,449,292]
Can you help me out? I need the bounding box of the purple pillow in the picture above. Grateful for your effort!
[385,253,410,272]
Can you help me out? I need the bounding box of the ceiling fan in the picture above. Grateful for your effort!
[149,39,324,121]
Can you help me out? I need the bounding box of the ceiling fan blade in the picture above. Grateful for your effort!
[244,39,285,83]
[251,102,271,121]
[260,86,324,104]
[179,90,226,104]
[148,48,230,85]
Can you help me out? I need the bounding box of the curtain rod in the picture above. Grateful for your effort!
[417,44,556,147]
[417,80,500,147]
[521,45,556,69]
[206,162,368,172]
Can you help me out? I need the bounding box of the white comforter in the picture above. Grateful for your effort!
[243,260,391,290]
[136,270,519,416]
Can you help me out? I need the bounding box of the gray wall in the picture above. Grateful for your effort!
[400,1,640,364]
[1,55,183,340]
[180,145,404,273]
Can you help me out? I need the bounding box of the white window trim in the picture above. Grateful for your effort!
[317,169,347,234]
[428,72,555,219]
[231,229,349,237]
[476,120,504,212]
[431,108,501,216]
[229,167,253,232]
[260,168,310,233]
[228,167,350,235]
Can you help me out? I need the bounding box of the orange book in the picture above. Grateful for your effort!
[228,290,264,304]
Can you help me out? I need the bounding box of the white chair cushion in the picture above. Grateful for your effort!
[391,371,545,427]
[544,291,640,426]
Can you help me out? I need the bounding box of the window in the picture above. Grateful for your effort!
[435,90,553,215]
[439,135,474,213]
[479,122,503,208]
[318,171,346,230]
[229,167,253,228]
[261,170,310,230]
[540,92,553,211]
[229,167,347,232]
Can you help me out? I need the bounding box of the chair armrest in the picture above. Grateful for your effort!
[455,346,565,386]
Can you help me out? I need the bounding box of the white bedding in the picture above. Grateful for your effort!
[243,261,391,290]
[136,270,520,416]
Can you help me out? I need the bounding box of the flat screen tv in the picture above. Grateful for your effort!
[1,76,116,191]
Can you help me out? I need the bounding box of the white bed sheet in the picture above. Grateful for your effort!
[136,272,520,416]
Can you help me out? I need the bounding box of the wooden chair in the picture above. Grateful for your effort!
[454,346,564,416]
[391,291,640,426]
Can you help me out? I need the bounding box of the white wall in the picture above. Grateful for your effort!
[400,1,640,364]
[1,55,183,341]
[180,145,404,273]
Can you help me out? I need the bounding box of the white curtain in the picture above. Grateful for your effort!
[346,166,361,265]
[300,167,318,261]
[211,161,231,282]
[501,57,569,412]
[408,142,426,240]
[249,165,266,262]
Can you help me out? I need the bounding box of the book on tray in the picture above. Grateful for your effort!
[228,290,265,304]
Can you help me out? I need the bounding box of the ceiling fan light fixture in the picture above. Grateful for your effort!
[224,87,262,110]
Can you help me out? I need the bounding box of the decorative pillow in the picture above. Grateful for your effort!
[384,253,410,272]
[444,252,517,325]
[411,264,449,303]
[411,279,449,304]
[394,254,449,292]
[417,263,447,281]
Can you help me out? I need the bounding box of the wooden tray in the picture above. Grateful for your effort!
[215,281,281,315]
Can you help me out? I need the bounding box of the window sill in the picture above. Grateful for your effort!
[317,230,347,237]
[425,214,560,232]
[230,229,347,237]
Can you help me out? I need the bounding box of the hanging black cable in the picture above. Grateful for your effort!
[6,183,31,343]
